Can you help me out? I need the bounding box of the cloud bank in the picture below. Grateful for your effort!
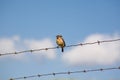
[62,34,120,66]
[24,39,56,60]
[1,33,120,66]
[0,36,56,61]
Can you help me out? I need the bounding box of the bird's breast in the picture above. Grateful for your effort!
[56,38,64,47]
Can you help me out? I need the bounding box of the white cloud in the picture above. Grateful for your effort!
[0,36,25,60]
[62,33,120,66]
[24,38,56,60]
[0,37,16,53]
[0,36,56,61]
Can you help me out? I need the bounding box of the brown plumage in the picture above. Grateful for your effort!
[56,35,66,52]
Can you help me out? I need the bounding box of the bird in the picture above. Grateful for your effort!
[56,35,66,52]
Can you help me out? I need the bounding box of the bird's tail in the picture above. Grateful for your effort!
[61,47,64,52]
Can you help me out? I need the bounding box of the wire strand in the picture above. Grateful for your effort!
[9,66,120,80]
[0,38,120,56]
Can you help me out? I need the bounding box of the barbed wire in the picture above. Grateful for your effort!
[0,38,120,57]
[9,66,120,80]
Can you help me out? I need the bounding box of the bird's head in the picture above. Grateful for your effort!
[56,35,62,39]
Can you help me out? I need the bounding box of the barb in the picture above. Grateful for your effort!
[0,38,120,56]
[9,66,120,80]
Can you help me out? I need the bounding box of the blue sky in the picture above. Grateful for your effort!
[0,0,120,80]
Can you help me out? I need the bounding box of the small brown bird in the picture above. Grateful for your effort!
[56,35,66,52]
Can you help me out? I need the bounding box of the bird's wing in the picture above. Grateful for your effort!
[62,38,66,47]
